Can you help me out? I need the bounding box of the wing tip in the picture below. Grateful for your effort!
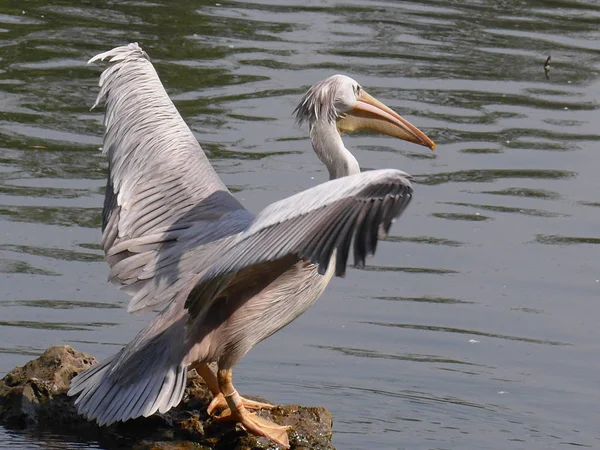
[88,42,149,66]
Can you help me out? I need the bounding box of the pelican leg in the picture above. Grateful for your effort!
[216,368,291,448]
[190,362,221,397]
[193,362,275,415]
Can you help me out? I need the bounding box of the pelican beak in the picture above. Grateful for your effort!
[337,90,436,150]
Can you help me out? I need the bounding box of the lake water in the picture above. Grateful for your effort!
[1,1,599,449]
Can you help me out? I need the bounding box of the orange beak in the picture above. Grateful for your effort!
[337,90,435,150]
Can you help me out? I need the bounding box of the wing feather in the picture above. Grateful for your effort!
[185,169,413,319]
[88,43,252,313]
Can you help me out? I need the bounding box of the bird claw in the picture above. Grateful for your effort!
[215,406,291,448]
[207,392,276,416]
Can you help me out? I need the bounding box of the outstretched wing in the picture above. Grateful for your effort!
[184,169,413,319]
[89,43,250,313]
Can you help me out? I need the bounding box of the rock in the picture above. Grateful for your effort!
[0,345,97,430]
[0,346,335,450]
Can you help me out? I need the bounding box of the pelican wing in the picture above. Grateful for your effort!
[185,169,413,319]
[89,43,250,313]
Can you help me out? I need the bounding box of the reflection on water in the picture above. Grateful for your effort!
[1,0,600,449]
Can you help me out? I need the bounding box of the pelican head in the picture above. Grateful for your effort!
[294,75,435,179]
[294,74,435,150]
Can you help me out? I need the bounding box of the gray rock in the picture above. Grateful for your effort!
[0,346,335,450]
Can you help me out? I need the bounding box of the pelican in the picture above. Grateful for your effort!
[68,43,435,448]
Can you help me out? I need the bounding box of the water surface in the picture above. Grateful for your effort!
[1,1,599,449]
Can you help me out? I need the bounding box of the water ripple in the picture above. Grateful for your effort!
[0,0,598,449]
[1,244,103,262]
[1,300,119,310]
[0,181,96,199]
[417,169,577,185]
[0,259,59,276]
[362,265,458,275]
[535,235,600,245]
[0,205,101,227]
[442,201,565,218]
[374,296,473,304]
[0,346,44,357]
[384,235,465,247]
[314,345,480,366]
[432,212,491,221]
[478,187,561,200]
[362,322,571,346]
[347,384,497,412]
[0,320,118,331]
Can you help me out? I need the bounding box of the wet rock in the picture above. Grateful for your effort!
[0,346,334,450]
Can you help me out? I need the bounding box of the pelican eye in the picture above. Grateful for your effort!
[355,85,361,96]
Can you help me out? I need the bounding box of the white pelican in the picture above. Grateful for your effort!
[69,43,435,448]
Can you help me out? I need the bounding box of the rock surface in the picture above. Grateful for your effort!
[0,346,335,450]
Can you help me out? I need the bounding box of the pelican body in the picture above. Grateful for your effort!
[68,43,435,448]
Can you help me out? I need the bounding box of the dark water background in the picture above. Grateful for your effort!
[1,1,599,449]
